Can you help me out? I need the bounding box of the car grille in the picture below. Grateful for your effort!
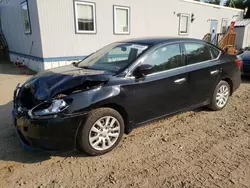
[17,86,41,109]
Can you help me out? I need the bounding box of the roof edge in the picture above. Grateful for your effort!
[235,19,250,27]
[181,0,244,12]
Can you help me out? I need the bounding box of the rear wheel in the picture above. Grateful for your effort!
[208,80,230,111]
[77,108,124,156]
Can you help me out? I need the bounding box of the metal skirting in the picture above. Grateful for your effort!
[8,51,86,62]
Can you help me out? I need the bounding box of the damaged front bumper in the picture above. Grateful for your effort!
[12,110,85,151]
[12,85,86,152]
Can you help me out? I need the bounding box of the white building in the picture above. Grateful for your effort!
[234,19,250,49]
[0,0,244,72]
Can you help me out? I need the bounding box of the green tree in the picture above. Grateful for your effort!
[224,0,250,18]
[224,0,248,8]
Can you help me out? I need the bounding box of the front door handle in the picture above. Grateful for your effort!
[174,78,186,84]
[210,70,219,75]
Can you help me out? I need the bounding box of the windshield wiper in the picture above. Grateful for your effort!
[80,66,100,70]
[81,66,91,69]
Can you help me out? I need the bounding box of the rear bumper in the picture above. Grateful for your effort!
[232,71,241,93]
[12,110,86,151]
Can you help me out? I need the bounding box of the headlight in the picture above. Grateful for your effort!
[28,99,68,118]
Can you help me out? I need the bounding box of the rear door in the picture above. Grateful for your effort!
[183,42,222,106]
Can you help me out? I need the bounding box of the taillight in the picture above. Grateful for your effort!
[235,58,242,69]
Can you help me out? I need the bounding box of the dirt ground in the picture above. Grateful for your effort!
[0,60,249,188]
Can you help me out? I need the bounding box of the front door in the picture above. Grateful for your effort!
[210,20,218,45]
[128,43,190,124]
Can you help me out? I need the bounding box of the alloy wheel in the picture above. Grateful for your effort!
[89,116,121,151]
[216,85,229,108]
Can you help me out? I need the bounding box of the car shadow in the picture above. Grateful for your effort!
[0,101,87,164]
[241,76,250,84]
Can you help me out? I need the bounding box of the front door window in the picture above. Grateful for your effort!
[142,44,183,74]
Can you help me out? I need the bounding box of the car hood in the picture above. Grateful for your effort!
[23,64,114,101]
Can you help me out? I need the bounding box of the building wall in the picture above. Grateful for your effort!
[0,0,43,57]
[0,0,44,71]
[235,25,250,49]
[234,27,246,49]
[0,0,244,72]
[243,25,250,48]
[37,0,244,59]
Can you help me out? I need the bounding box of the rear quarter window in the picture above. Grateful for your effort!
[210,46,220,59]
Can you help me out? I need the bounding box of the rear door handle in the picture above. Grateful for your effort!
[210,70,219,75]
[174,78,186,84]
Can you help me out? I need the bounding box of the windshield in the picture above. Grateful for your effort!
[77,43,149,73]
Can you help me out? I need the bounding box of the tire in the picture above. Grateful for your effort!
[208,80,230,111]
[77,107,124,156]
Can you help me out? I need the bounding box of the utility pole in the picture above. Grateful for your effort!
[228,0,236,8]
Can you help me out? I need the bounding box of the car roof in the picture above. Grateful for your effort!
[120,37,205,46]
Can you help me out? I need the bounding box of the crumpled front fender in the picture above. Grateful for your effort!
[66,85,121,113]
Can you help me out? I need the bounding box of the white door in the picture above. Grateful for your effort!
[210,20,218,45]
[246,27,250,47]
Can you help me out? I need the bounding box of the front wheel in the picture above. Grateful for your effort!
[77,108,124,156]
[208,80,230,111]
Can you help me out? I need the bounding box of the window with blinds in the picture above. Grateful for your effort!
[114,6,130,34]
[75,1,96,33]
[179,14,189,35]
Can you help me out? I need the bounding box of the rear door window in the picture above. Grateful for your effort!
[184,43,212,65]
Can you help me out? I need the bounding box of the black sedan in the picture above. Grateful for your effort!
[13,37,241,155]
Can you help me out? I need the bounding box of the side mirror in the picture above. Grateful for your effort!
[134,64,153,78]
